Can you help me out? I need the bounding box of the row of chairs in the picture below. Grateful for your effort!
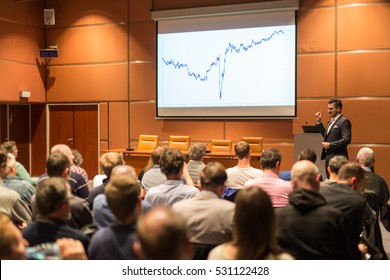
[137,135,263,154]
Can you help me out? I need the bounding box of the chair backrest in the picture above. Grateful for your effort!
[138,134,159,151]
[240,137,263,153]
[210,139,232,153]
[168,135,191,152]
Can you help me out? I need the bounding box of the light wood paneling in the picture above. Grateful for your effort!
[130,62,156,101]
[130,21,156,61]
[298,8,335,52]
[298,54,335,98]
[46,63,128,102]
[338,4,390,51]
[46,24,128,65]
[109,102,129,149]
[338,0,389,4]
[300,0,335,8]
[338,52,390,97]
[153,0,224,10]
[45,0,128,26]
[0,61,45,102]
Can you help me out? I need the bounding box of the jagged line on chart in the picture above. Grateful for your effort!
[162,29,285,99]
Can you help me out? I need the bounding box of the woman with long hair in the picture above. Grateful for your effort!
[208,187,292,260]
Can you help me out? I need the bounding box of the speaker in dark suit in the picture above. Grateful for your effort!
[315,99,351,178]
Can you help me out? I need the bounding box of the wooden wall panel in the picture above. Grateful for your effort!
[262,143,295,171]
[46,24,128,65]
[300,0,335,8]
[129,102,225,142]
[0,0,44,25]
[292,100,328,134]
[100,102,108,140]
[130,0,152,22]
[130,62,156,101]
[338,52,390,97]
[45,0,128,26]
[46,63,128,102]
[0,22,45,63]
[129,22,156,61]
[0,61,45,103]
[225,120,294,142]
[298,54,335,98]
[297,8,335,52]
[153,0,224,10]
[338,4,390,51]
[109,102,129,149]
[338,0,390,6]
[31,104,47,176]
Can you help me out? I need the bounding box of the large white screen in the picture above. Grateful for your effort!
[157,11,296,118]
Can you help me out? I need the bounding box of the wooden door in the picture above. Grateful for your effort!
[48,104,99,179]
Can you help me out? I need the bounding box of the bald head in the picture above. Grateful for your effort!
[51,144,74,166]
[136,207,190,260]
[291,160,320,191]
[111,165,137,178]
[356,147,375,168]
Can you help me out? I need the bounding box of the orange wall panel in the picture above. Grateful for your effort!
[153,0,224,10]
[130,22,156,61]
[0,22,45,63]
[0,0,44,26]
[262,143,295,171]
[338,52,390,97]
[338,0,389,5]
[100,102,108,140]
[130,62,156,101]
[300,0,335,8]
[297,8,335,53]
[109,102,129,149]
[130,0,152,22]
[298,54,335,98]
[293,100,329,134]
[45,0,128,26]
[46,63,128,102]
[337,4,390,51]
[46,24,128,65]
[0,61,45,102]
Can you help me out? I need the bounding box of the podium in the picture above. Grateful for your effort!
[294,133,326,180]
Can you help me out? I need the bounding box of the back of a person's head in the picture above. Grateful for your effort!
[328,155,349,175]
[188,143,206,161]
[1,141,15,154]
[233,187,275,259]
[46,152,70,177]
[0,213,15,259]
[356,147,375,168]
[159,148,184,176]
[0,145,8,171]
[234,141,250,159]
[291,160,319,190]
[36,177,70,217]
[260,148,281,169]
[105,175,140,223]
[100,152,125,177]
[151,146,164,165]
[299,148,317,163]
[111,164,137,179]
[72,149,83,166]
[136,207,189,260]
[199,162,227,190]
[51,144,71,157]
[338,163,365,183]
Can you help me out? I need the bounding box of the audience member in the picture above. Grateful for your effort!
[134,207,192,260]
[141,146,167,192]
[88,152,124,207]
[226,141,262,189]
[23,178,90,250]
[3,153,35,209]
[244,148,292,207]
[208,187,293,260]
[93,164,152,228]
[0,212,87,260]
[173,162,235,259]
[0,146,31,227]
[356,147,389,259]
[89,175,141,259]
[38,144,89,199]
[276,160,359,259]
[71,149,89,185]
[320,163,371,252]
[2,140,37,186]
[279,148,318,181]
[145,148,199,207]
[320,155,349,187]
[186,143,206,188]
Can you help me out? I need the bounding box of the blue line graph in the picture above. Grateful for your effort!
[161,30,285,99]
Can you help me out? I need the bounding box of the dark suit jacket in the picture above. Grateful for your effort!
[316,114,351,160]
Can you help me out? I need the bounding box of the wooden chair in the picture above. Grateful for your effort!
[210,139,232,153]
[241,137,263,153]
[137,134,159,152]
[168,135,191,152]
